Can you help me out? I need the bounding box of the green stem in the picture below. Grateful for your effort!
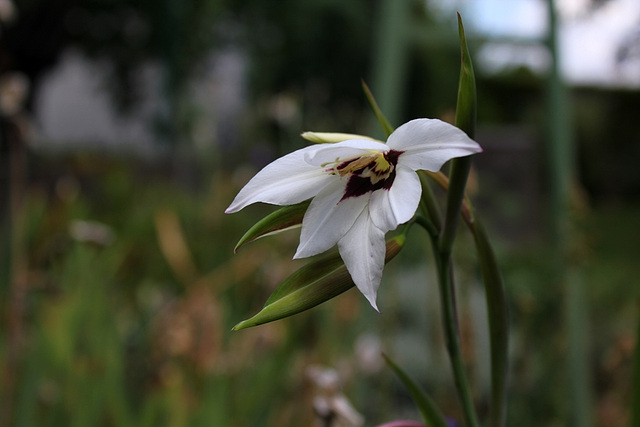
[416,184,480,427]
[439,156,472,257]
[434,249,480,427]
[419,223,477,426]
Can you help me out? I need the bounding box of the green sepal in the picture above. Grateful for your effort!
[232,235,405,330]
[234,201,310,253]
[362,80,394,138]
[382,353,449,427]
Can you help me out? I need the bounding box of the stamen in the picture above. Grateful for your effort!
[330,151,392,179]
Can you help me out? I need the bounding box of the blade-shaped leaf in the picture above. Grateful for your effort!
[440,13,477,257]
[456,17,509,423]
[234,201,310,253]
[362,80,394,138]
[382,354,449,427]
[232,236,405,330]
[454,12,476,138]
[471,219,509,427]
[434,16,484,427]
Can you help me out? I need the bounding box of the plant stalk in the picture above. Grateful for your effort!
[430,239,480,427]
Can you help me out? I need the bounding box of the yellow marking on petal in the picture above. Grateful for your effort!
[337,155,375,177]
[372,155,390,173]
[328,151,394,184]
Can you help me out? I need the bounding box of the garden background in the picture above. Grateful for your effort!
[1,0,639,426]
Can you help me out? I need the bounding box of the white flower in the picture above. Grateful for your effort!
[226,119,482,310]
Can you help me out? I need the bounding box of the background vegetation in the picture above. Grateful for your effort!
[1,0,639,426]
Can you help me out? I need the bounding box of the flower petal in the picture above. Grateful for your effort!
[338,209,386,311]
[387,118,481,171]
[369,166,421,232]
[304,139,389,166]
[225,146,333,213]
[294,180,367,259]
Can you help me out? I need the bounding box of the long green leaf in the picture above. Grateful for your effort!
[234,201,310,253]
[454,14,509,426]
[440,13,477,257]
[362,80,394,138]
[382,354,449,427]
[232,236,405,330]
[433,15,483,427]
[471,219,509,427]
[454,13,476,138]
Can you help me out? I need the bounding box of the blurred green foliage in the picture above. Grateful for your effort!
[0,0,639,426]
[0,156,401,426]
[0,151,637,426]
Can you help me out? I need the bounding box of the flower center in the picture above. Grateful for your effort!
[323,149,403,201]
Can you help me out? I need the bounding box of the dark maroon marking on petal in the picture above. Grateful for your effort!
[342,175,375,200]
[385,149,403,165]
[341,173,397,200]
[339,150,404,202]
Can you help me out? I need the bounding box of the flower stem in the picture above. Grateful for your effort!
[416,188,481,427]
[433,246,481,427]
[439,157,471,258]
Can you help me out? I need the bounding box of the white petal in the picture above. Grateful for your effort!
[369,166,421,232]
[225,146,333,213]
[294,180,367,259]
[338,209,386,311]
[387,118,482,172]
[304,139,389,166]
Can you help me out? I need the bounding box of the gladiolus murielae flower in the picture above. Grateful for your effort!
[226,119,482,310]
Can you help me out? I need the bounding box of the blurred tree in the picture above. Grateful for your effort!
[0,0,71,111]
[228,0,377,130]
[1,0,228,114]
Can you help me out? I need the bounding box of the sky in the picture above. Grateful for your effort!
[431,0,640,87]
